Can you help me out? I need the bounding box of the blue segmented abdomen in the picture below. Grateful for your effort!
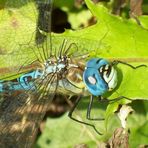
[83,58,118,96]
[0,69,43,92]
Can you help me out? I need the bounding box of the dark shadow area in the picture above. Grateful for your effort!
[35,1,71,44]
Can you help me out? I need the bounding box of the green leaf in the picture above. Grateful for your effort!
[139,15,148,29]
[128,100,148,147]
[105,102,119,131]
[35,113,98,148]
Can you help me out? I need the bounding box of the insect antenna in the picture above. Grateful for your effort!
[112,60,147,69]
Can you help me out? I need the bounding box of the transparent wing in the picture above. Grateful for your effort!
[0,0,52,79]
[0,72,58,147]
[0,0,56,147]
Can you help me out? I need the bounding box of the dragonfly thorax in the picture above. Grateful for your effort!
[44,55,69,78]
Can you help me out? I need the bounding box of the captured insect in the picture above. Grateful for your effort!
[68,58,147,135]
[0,0,87,147]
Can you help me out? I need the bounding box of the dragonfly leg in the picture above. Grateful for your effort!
[68,96,103,135]
[86,95,104,121]
[101,96,132,104]
[86,95,131,121]
[112,60,147,69]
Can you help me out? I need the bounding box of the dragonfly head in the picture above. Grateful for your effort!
[83,58,118,96]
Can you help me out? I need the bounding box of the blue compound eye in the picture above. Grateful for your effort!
[83,58,118,96]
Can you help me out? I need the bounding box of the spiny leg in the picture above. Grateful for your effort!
[100,95,132,104]
[112,60,147,69]
[68,95,103,135]
[86,95,132,121]
[87,95,104,121]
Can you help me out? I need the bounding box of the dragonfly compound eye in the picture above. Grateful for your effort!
[83,58,118,96]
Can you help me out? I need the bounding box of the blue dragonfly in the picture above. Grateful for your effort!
[0,0,87,147]
[1,0,146,146]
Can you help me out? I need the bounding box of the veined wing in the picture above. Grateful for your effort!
[0,0,58,147]
[0,71,59,147]
[0,52,86,147]
[0,0,52,79]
